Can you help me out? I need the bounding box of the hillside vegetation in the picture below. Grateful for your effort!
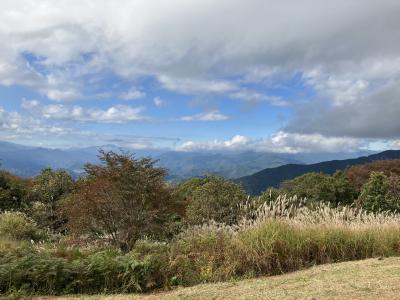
[237,150,400,195]
[1,150,400,298]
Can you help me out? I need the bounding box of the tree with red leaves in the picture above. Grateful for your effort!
[67,150,184,251]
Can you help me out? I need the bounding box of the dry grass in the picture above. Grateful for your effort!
[5,196,400,297]
[241,195,400,227]
[166,196,400,284]
[38,257,400,300]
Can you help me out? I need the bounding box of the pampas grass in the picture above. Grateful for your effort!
[170,195,400,285]
[2,196,400,294]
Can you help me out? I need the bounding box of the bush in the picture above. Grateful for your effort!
[0,212,45,241]
[359,171,389,212]
[185,176,247,225]
[386,174,400,211]
[359,171,400,212]
[0,171,28,212]
[26,168,74,233]
[129,240,171,289]
[279,172,357,206]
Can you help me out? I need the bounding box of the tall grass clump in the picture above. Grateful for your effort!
[171,196,400,285]
[0,211,46,242]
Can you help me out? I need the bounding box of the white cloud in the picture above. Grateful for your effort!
[119,88,146,101]
[84,105,146,123]
[158,75,237,94]
[0,108,23,131]
[0,0,400,146]
[177,132,364,153]
[2,1,399,81]
[21,99,40,109]
[25,103,146,123]
[27,100,228,126]
[1,0,399,114]
[1,105,183,148]
[303,70,370,106]
[0,106,68,136]
[267,131,363,153]
[44,88,81,102]
[178,135,249,151]
[180,110,229,122]
[229,90,288,106]
[390,140,400,150]
[153,97,164,107]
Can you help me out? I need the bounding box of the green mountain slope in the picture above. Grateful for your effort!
[236,150,400,195]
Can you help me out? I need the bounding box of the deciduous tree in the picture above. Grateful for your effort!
[67,150,183,251]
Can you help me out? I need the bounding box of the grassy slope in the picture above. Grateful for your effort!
[41,257,400,300]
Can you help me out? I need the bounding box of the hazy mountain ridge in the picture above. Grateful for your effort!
[0,141,301,179]
[0,140,375,180]
[0,141,98,177]
[158,151,303,180]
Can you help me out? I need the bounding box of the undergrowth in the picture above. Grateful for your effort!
[1,196,400,295]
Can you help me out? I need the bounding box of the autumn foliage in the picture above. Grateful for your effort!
[67,150,184,251]
[345,159,400,191]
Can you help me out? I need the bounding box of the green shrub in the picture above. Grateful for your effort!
[0,171,28,212]
[359,172,400,212]
[27,168,74,233]
[185,176,247,225]
[0,246,169,295]
[129,240,171,288]
[279,172,357,206]
[0,212,46,241]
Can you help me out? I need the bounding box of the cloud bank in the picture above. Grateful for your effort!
[0,0,399,151]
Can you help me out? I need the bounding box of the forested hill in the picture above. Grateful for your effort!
[236,150,400,195]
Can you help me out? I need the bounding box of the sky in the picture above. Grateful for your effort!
[0,0,400,153]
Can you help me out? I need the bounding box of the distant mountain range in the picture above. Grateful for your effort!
[0,140,373,180]
[0,141,301,179]
[157,151,302,180]
[236,150,400,195]
[0,142,96,177]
